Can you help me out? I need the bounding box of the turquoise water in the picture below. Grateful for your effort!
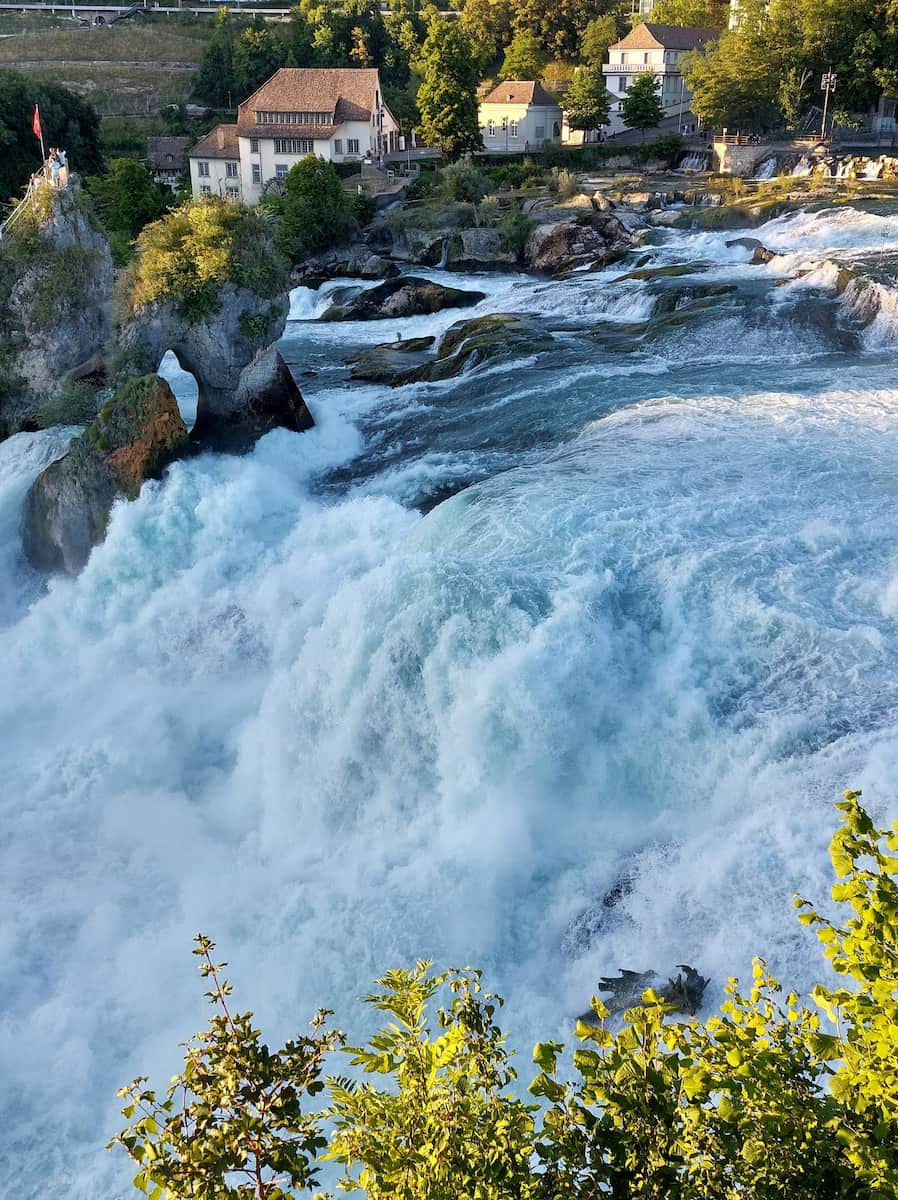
[3,205,898,1196]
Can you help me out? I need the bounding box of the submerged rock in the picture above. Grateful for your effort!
[321,276,486,321]
[726,236,776,265]
[348,336,436,385]
[23,375,189,574]
[525,212,632,274]
[578,964,709,1022]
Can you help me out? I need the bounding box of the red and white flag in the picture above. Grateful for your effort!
[32,104,42,141]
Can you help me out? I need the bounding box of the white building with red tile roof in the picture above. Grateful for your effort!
[188,68,399,203]
[602,22,717,135]
[478,81,563,154]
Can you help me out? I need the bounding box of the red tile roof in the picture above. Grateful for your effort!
[480,80,560,107]
[188,124,239,160]
[612,22,718,51]
[237,67,380,125]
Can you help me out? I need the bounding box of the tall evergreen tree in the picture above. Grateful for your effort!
[415,19,482,160]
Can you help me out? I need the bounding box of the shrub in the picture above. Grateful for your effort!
[127,199,288,322]
[350,190,377,227]
[36,380,100,428]
[553,167,580,200]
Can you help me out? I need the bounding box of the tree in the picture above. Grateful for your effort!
[232,20,285,96]
[499,30,549,80]
[109,935,343,1200]
[459,0,514,70]
[511,0,623,60]
[271,154,357,262]
[580,13,620,65]
[415,19,482,159]
[0,69,102,199]
[87,157,170,265]
[327,962,538,1200]
[195,7,241,107]
[563,64,610,131]
[621,70,664,140]
[648,0,728,26]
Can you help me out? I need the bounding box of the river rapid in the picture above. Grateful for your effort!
[4,202,898,1196]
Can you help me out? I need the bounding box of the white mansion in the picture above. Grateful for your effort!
[602,22,716,135]
[188,68,400,204]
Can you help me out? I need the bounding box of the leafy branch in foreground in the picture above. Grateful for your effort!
[109,934,343,1200]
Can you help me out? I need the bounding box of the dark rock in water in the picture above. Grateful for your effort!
[117,283,312,452]
[616,264,700,283]
[525,212,632,274]
[410,314,554,383]
[321,276,486,321]
[291,248,398,288]
[348,336,436,385]
[562,871,635,956]
[23,375,189,574]
[726,237,776,265]
[444,228,520,271]
[578,964,709,1023]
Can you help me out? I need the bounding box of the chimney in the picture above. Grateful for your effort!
[216,126,225,149]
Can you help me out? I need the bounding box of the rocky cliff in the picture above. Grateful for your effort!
[23,374,189,574]
[0,180,114,438]
[117,285,311,450]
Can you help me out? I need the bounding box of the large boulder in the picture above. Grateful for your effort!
[444,228,520,271]
[0,180,114,438]
[321,276,486,321]
[117,284,312,450]
[525,212,632,274]
[348,336,436,385]
[291,247,399,288]
[22,374,189,574]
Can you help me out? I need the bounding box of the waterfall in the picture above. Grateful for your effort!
[678,151,709,172]
[753,157,778,181]
[862,158,883,180]
[791,155,813,177]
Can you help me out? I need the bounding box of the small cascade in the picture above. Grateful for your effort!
[791,155,813,177]
[438,237,450,269]
[677,151,709,172]
[836,158,853,179]
[753,156,778,181]
[862,157,884,180]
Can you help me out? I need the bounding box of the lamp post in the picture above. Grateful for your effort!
[502,115,508,153]
[821,70,837,141]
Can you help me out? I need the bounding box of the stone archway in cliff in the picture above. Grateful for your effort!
[157,350,198,431]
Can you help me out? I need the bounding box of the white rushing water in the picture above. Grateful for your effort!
[4,205,898,1198]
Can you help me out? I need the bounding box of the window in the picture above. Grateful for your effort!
[225,161,238,177]
[535,125,544,139]
[509,120,518,137]
[225,185,239,197]
[250,137,259,153]
[334,138,343,154]
[620,52,628,64]
[618,76,627,91]
[251,164,261,185]
[347,138,360,153]
[275,164,288,179]
[274,138,314,154]
[643,52,649,64]
[487,120,495,136]
[198,161,210,177]
[200,184,211,195]
[255,110,333,125]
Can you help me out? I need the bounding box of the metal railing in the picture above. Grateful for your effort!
[0,171,49,242]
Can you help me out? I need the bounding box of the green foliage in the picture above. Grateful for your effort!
[110,935,343,1200]
[350,189,377,226]
[580,13,620,66]
[648,0,728,26]
[87,157,171,264]
[459,0,513,70]
[511,0,625,60]
[327,961,538,1199]
[239,302,285,341]
[633,130,686,167]
[415,18,483,161]
[112,795,898,1199]
[438,158,490,205]
[271,154,357,263]
[35,380,100,429]
[621,71,665,141]
[796,790,898,1193]
[499,30,549,81]
[563,64,610,131]
[0,68,103,198]
[128,199,288,322]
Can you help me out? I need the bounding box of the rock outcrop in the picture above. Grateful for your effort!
[0,180,114,438]
[23,374,189,574]
[321,276,486,321]
[348,314,553,386]
[524,211,632,274]
[291,247,399,288]
[117,285,312,450]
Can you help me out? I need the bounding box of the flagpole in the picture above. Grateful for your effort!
[34,104,46,179]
